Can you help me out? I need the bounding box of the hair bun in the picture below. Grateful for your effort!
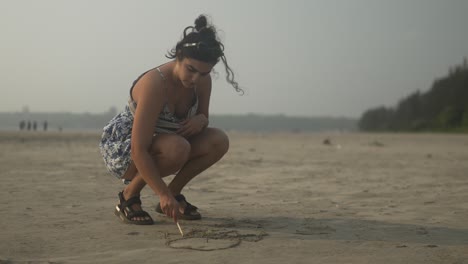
[194,15,208,31]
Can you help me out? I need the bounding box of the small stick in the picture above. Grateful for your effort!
[176,222,184,237]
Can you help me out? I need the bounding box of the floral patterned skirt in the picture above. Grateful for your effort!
[99,108,134,179]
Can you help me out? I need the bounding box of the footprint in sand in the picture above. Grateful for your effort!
[295,218,336,235]
[416,227,429,235]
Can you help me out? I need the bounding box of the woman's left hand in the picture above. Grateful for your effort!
[177,114,208,138]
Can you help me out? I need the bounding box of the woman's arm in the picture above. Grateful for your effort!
[196,74,212,119]
[177,75,211,137]
[130,70,180,220]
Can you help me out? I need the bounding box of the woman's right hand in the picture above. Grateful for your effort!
[159,194,180,222]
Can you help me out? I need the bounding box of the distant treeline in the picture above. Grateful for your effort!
[359,59,468,132]
[0,111,357,133]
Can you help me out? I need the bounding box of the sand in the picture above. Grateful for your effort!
[0,131,467,264]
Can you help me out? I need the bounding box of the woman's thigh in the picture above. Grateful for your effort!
[187,127,229,158]
[123,134,191,179]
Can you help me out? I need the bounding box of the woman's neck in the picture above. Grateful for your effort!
[170,61,185,89]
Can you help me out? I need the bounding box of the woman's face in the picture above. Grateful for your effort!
[176,58,214,89]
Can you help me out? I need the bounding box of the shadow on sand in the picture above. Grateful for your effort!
[188,215,468,246]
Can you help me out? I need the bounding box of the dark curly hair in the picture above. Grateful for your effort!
[166,15,243,94]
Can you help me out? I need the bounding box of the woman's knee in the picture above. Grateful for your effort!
[151,135,191,163]
[209,128,230,155]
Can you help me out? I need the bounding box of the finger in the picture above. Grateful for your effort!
[173,203,180,221]
[181,129,194,138]
[176,125,189,134]
[177,129,189,137]
[178,126,192,137]
[165,206,173,218]
[173,209,178,222]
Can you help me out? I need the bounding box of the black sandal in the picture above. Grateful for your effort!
[155,194,202,220]
[114,191,154,225]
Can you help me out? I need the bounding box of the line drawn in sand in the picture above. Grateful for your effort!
[166,228,268,251]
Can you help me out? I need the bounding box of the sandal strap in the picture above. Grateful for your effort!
[123,196,142,207]
[116,191,153,224]
[183,205,199,216]
[118,191,142,208]
[118,191,144,217]
[125,210,151,219]
[175,194,197,208]
[174,194,186,202]
[175,194,199,214]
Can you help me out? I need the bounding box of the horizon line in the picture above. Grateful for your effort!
[0,110,359,119]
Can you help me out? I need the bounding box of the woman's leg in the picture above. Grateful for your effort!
[120,134,191,221]
[118,128,229,221]
[168,127,229,195]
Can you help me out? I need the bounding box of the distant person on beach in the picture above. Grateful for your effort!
[43,121,48,131]
[32,121,37,131]
[27,121,31,131]
[99,15,242,225]
[19,120,25,131]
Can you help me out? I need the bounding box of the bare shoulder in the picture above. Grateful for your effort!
[131,68,166,103]
[131,67,168,128]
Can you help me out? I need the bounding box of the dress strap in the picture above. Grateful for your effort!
[156,67,166,81]
[129,66,166,100]
[155,67,170,106]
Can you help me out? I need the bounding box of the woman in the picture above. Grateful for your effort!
[99,15,242,225]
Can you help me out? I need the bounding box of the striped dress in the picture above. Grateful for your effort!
[99,67,198,179]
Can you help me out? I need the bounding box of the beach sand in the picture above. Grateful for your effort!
[0,131,467,264]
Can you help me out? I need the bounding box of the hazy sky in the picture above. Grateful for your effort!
[1,0,467,118]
